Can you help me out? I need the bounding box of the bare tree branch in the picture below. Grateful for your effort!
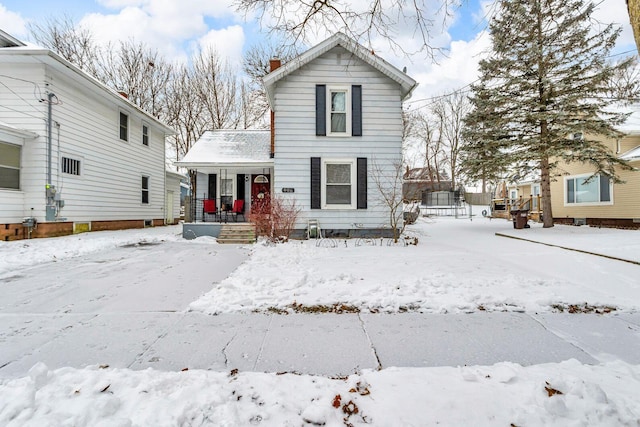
[234,0,458,59]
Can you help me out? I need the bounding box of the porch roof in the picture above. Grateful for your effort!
[620,145,640,162]
[175,129,273,169]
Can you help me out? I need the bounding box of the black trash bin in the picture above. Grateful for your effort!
[510,209,529,229]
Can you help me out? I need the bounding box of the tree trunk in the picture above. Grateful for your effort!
[540,156,554,228]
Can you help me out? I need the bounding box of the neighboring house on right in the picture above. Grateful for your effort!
[550,108,640,228]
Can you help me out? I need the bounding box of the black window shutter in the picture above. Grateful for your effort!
[236,174,245,201]
[357,158,367,209]
[208,174,217,200]
[352,85,362,136]
[311,157,321,209]
[316,85,326,136]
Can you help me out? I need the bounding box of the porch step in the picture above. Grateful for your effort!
[217,223,257,244]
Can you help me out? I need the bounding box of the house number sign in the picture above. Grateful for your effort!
[282,188,295,193]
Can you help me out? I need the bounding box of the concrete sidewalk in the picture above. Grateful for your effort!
[2,311,639,378]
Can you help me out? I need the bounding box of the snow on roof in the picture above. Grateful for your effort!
[0,120,38,138]
[0,29,26,47]
[620,145,640,161]
[176,129,272,168]
[613,103,640,135]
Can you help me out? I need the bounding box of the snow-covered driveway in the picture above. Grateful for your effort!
[1,219,640,425]
[1,217,639,381]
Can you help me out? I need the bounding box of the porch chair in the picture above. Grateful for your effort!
[203,199,218,222]
[230,199,245,222]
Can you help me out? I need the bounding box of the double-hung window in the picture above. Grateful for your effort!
[322,159,356,209]
[0,142,20,189]
[328,87,350,135]
[142,124,149,146]
[565,174,612,205]
[119,112,129,141]
[141,176,149,204]
[316,84,362,137]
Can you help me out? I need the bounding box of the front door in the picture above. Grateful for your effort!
[251,174,270,213]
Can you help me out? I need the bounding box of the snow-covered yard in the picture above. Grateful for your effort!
[1,216,639,426]
[190,216,640,315]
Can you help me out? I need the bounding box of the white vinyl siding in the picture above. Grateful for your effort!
[272,45,403,230]
[0,59,168,223]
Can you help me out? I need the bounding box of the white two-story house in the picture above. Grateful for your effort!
[179,32,417,238]
[0,30,176,240]
[264,32,417,236]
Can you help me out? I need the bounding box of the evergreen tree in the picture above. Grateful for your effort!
[463,0,635,227]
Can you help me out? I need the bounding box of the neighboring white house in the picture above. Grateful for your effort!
[178,32,417,238]
[0,30,176,240]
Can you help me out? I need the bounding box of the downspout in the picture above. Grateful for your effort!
[45,92,56,221]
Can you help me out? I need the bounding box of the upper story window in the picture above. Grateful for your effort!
[328,87,351,136]
[61,157,81,176]
[316,85,361,137]
[141,175,149,204]
[565,174,612,205]
[119,112,129,141]
[142,124,149,146]
[0,142,20,190]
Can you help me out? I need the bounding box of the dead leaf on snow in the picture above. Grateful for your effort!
[544,381,563,397]
[332,394,342,408]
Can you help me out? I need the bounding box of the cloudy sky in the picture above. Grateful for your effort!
[0,0,636,108]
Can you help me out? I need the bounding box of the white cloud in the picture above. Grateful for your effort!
[196,25,245,68]
[79,0,242,62]
[592,0,636,52]
[406,31,491,109]
[0,4,27,38]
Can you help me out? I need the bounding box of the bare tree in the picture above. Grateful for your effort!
[370,158,407,243]
[28,15,99,76]
[241,41,299,128]
[605,58,640,102]
[97,40,173,118]
[430,90,471,191]
[191,48,242,129]
[411,110,446,184]
[235,0,457,58]
[164,65,205,161]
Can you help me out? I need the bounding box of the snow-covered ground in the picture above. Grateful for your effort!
[1,215,639,426]
[190,216,640,315]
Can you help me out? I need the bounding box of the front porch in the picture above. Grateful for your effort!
[490,195,543,222]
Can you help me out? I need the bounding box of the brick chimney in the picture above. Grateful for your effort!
[269,58,281,72]
[269,58,281,158]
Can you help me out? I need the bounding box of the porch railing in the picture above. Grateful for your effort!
[187,196,246,223]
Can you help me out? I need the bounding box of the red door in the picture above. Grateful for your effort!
[251,174,271,213]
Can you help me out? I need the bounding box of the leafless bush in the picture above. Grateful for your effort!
[248,196,301,243]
